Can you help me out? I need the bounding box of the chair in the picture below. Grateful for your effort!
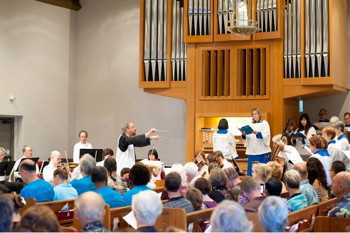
[186,208,214,232]
[317,198,337,216]
[313,216,350,232]
[155,207,186,231]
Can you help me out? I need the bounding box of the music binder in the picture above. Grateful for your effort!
[0,161,15,177]
[239,125,254,135]
[15,157,39,172]
[290,132,307,139]
[79,149,103,162]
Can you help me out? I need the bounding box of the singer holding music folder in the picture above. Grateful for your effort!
[116,122,161,175]
[240,108,271,176]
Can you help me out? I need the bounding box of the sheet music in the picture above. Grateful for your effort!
[123,210,137,229]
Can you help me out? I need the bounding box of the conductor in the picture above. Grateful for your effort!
[116,122,161,175]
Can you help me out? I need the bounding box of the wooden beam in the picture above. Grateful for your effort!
[35,0,82,11]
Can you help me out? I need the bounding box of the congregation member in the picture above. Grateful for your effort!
[272,134,303,170]
[123,163,153,206]
[53,166,78,201]
[96,148,114,166]
[104,157,128,194]
[194,178,217,208]
[258,196,289,232]
[132,190,162,232]
[333,121,350,150]
[330,160,346,179]
[208,167,232,203]
[292,113,316,158]
[0,194,14,232]
[213,118,238,159]
[223,167,241,189]
[163,172,194,213]
[73,130,93,163]
[75,191,110,232]
[16,205,60,232]
[264,177,283,196]
[116,122,161,175]
[309,135,332,185]
[322,127,347,165]
[328,171,350,217]
[344,112,350,132]
[91,166,124,208]
[241,108,271,176]
[240,177,267,212]
[209,200,253,232]
[19,159,54,202]
[184,162,201,188]
[185,187,203,211]
[284,169,308,211]
[307,157,330,202]
[252,162,267,186]
[43,150,62,183]
[70,154,96,195]
[12,145,39,181]
[293,162,319,206]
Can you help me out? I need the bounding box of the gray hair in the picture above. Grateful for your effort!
[330,116,340,125]
[0,147,6,155]
[75,192,105,222]
[79,154,96,176]
[293,162,308,179]
[284,169,301,189]
[132,190,162,225]
[332,120,345,132]
[210,200,253,232]
[50,150,61,159]
[121,122,132,133]
[258,196,288,232]
[170,163,187,185]
[184,162,200,182]
[272,134,287,144]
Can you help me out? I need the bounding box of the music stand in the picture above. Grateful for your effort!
[39,161,50,174]
[79,149,103,162]
[15,157,40,172]
[0,161,15,180]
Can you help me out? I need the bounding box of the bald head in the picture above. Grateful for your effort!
[293,162,308,180]
[332,172,350,198]
[75,192,105,226]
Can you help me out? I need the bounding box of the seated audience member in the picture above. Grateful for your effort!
[223,167,241,189]
[330,160,346,179]
[240,177,267,212]
[9,194,25,225]
[344,112,350,132]
[91,166,124,208]
[185,188,203,211]
[19,159,54,202]
[258,196,289,232]
[284,169,308,211]
[163,172,194,213]
[333,121,350,151]
[272,134,303,170]
[161,163,188,200]
[70,154,96,195]
[265,161,286,192]
[328,171,350,217]
[209,200,253,232]
[307,157,330,202]
[132,190,162,232]
[309,135,332,185]
[16,205,60,232]
[123,163,153,206]
[264,177,282,196]
[252,162,267,185]
[75,191,109,232]
[96,148,114,166]
[43,150,62,183]
[322,127,347,164]
[212,151,233,169]
[0,194,14,232]
[104,157,128,194]
[194,178,217,208]
[184,162,201,188]
[120,167,131,186]
[53,166,78,201]
[293,162,319,206]
[208,168,232,203]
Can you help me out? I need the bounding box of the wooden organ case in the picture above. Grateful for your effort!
[139,0,348,161]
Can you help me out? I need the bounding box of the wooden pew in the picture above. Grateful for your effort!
[108,205,132,230]
[73,204,111,231]
[155,207,186,231]
[19,198,37,216]
[37,199,76,226]
[313,216,350,232]
[186,208,214,232]
[246,212,264,232]
[317,198,337,216]
[153,187,163,193]
[287,204,318,232]
[155,179,164,188]
[60,226,78,232]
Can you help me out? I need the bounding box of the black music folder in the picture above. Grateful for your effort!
[79,149,103,162]
[0,161,15,176]
[15,157,39,172]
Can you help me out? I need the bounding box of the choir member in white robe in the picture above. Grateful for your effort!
[272,134,303,170]
[333,121,350,151]
[213,118,238,160]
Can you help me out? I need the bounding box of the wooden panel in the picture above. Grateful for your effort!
[236,49,245,96]
[317,197,337,216]
[210,51,217,96]
[217,50,223,96]
[186,208,214,232]
[224,50,231,96]
[313,216,350,232]
[203,51,210,96]
[260,48,266,95]
[253,49,260,95]
[155,207,187,231]
[246,49,252,96]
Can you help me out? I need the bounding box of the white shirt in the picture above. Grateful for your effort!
[335,134,350,151]
[311,151,332,186]
[43,162,57,183]
[213,130,238,159]
[73,142,93,163]
[12,156,39,181]
[278,145,303,170]
[292,126,317,156]
[242,120,271,155]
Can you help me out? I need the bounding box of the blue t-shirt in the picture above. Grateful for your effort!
[70,176,95,195]
[123,185,152,206]
[54,183,78,201]
[95,186,124,208]
[20,179,54,202]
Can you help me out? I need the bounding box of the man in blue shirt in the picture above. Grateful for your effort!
[70,154,96,195]
[91,166,124,208]
[19,159,54,202]
[328,171,350,217]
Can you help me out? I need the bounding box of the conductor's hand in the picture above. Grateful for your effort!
[145,128,157,137]
[150,135,161,141]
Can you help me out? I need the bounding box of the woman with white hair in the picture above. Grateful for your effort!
[132,190,162,232]
[258,196,289,232]
[209,200,253,232]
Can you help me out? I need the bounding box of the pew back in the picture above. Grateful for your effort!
[317,198,337,216]
[155,207,186,231]
[186,208,214,232]
[37,199,76,226]
[313,216,350,232]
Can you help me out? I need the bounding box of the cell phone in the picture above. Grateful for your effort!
[260,183,265,193]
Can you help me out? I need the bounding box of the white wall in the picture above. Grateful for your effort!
[0,0,73,159]
[74,0,186,164]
